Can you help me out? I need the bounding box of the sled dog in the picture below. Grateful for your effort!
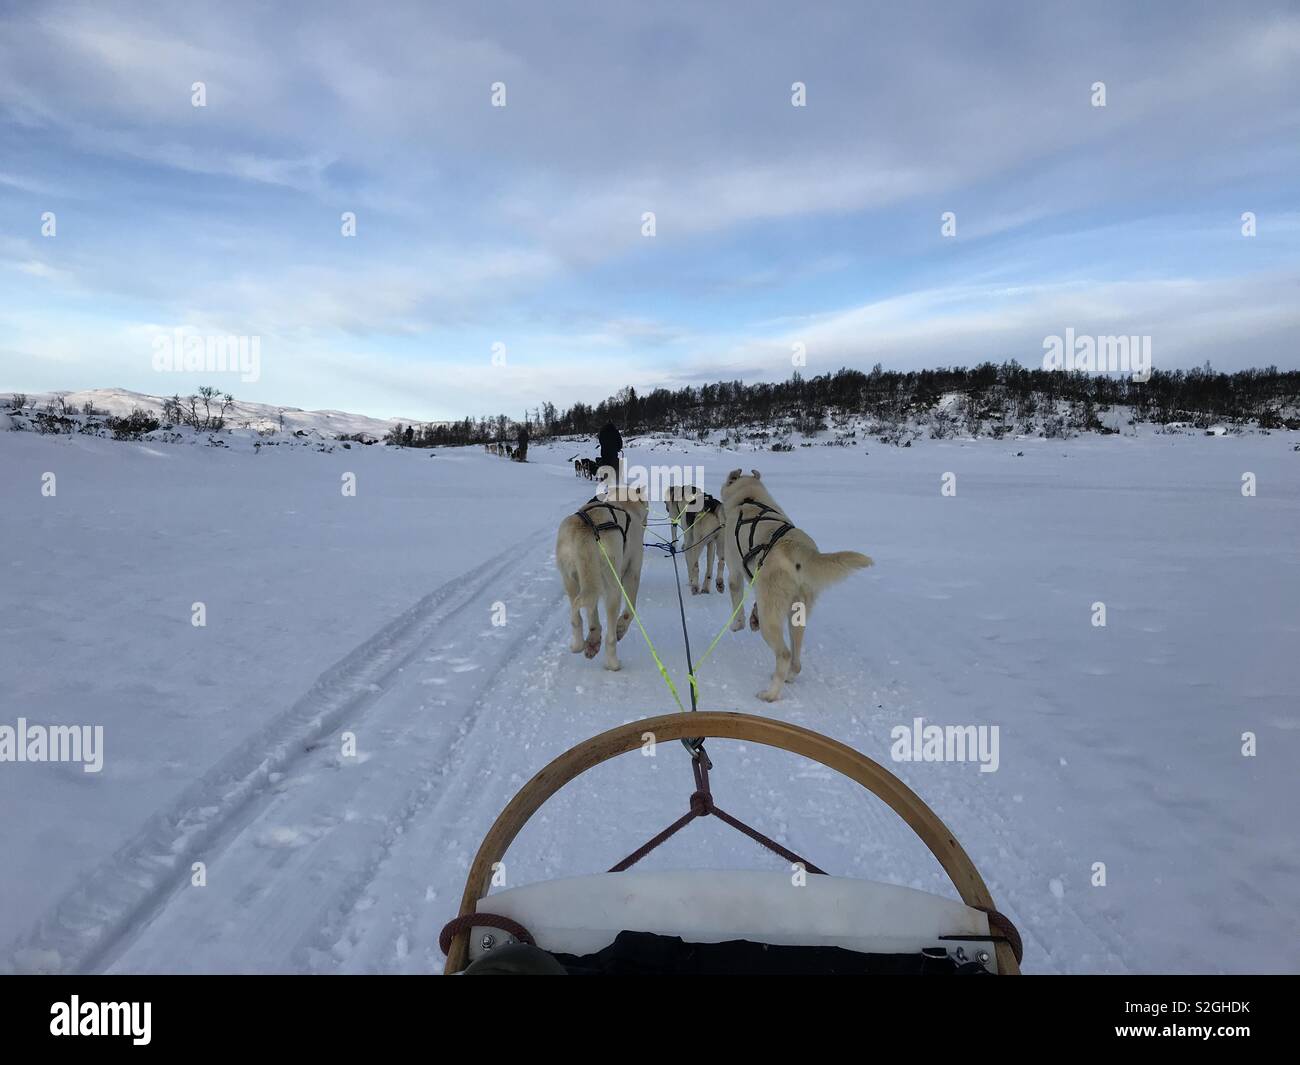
[721,469,873,702]
[663,485,726,595]
[555,485,649,671]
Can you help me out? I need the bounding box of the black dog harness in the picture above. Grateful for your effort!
[667,492,723,550]
[575,496,633,550]
[678,492,721,530]
[733,498,795,579]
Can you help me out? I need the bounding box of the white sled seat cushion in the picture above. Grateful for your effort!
[470,870,993,970]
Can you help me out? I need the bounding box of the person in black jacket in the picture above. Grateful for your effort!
[596,422,622,481]
[516,425,529,462]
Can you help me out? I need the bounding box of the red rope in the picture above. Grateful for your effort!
[438,912,535,956]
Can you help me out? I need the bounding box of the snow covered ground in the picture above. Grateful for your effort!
[1,426,1297,974]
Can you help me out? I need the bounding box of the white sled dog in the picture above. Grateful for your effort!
[721,469,873,702]
[555,485,649,671]
[663,485,726,595]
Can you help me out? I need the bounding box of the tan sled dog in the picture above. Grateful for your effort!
[721,469,873,702]
[664,485,726,595]
[555,486,649,671]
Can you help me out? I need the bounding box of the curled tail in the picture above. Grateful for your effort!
[804,549,873,593]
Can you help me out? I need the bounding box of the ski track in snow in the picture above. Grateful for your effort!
[5,434,1298,974]
[104,533,573,973]
[12,532,553,973]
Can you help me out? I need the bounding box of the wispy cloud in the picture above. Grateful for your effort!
[0,1,1297,418]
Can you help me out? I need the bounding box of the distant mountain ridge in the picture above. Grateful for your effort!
[0,387,414,439]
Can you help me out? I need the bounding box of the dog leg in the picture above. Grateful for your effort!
[686,541,701,594]
[562,572,585,653]
[789,610,805,676]
[715,551,725,593]
[615,559,639,641]
[582,589,602,658]
[728,568,746,631]
[756,596,792,702]
[615,596,632,641]
[749,602,760,631]
[604,589,623,670]
[701,540,714,594]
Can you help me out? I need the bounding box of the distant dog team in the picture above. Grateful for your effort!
[555,465,872,701]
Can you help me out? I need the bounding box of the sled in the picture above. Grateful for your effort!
[441,711,1021,975]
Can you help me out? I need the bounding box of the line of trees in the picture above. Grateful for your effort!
[389,363,1300,448]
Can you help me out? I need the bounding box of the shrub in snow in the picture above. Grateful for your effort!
[929,409,958,439]
[108,409,162,440]
[34,410,76,434]
[1042,414,1075,440]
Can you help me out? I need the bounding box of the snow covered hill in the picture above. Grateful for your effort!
[0,387,408,439]
[1,428,1297,974]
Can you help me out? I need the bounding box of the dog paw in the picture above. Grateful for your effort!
[756,689,780,703]
[569,640,585,653]
[604,658,622,672]
[690,585,700,595]
[700,585,710,595]
[749,607,760,632]
[584,635,601,658]
[729,617,745,632]
[715,579,724,592]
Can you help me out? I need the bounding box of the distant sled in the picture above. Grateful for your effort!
[440,712,1022,975]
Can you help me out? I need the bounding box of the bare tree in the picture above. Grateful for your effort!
[179,386,236,431]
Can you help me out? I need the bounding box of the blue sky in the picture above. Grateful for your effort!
[1,0,1297,421]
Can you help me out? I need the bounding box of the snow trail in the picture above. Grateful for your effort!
[15,530,556,973]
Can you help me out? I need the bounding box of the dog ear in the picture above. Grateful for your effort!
[725,468,743,484]
[750,469,761,480]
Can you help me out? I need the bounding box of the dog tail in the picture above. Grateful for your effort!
[804,549,873,593]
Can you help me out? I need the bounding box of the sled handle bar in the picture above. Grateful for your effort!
[444,711,1020,975]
